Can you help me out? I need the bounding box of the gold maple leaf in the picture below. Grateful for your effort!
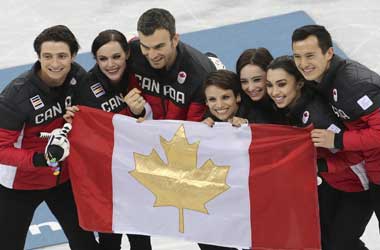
[129,124,230,233]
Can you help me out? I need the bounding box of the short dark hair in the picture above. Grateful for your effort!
[267,56,304,83]
[91,29,129,57]
[203,70,241,97]
[292,25,332,54]
[33,25,79,56]
[236,47,273,75]
[137,8,176,38]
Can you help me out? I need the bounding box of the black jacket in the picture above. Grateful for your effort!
[280,84,344,130]
[239,95,285,124]
[73,64,136,114]
[278,84,368,192]
[128,40,216,121]
[316,55,380,121]
[313,55,380,184]
[0,62,86,190]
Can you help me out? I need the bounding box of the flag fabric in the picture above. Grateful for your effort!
[67,106,320,250]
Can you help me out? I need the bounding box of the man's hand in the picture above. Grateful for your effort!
[311,129,335,149]
[44,123,72,167]
[124,88,146,115]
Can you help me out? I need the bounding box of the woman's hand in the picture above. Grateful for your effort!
[203,117,215,127]
[228,116,248,127]
[124,88,146,115]
[63,106,79,123]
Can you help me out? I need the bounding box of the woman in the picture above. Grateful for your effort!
[200,69,249,250]
[65,29,151,250]
[202,69,249,128]
[265,56,372,250]
[235,48,282,124]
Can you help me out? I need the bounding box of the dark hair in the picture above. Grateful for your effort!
[137,8,176,38]
[267,56,304,83]
[292,25,332,54]
[236,47,273,75]
[91,29,129,57]
[33,25,79,56]
[203,70,241,97]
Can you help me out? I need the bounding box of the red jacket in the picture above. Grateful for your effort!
[0,62,85,190]
[317,55,380,184]
[128,40,215,121]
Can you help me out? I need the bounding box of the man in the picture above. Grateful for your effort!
[292,24,380,250]
[128,8,221,122]
[128,8,233,250]
[0,25,98,249]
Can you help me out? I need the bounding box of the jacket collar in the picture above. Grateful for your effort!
[317,54,345,93]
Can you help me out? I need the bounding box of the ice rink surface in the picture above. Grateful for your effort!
[0,0,379,249]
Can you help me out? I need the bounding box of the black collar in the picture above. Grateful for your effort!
[317,55,345,93]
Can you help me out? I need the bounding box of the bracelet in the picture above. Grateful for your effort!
[47,159,59,167]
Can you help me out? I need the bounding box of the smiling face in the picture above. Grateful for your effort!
[292,35,333,82]
[239,64,267,101]
[266,68,301,109]
[38,41,74,87]
[139,28,179,70]
[205,85,241,121]
[96,41,128,84]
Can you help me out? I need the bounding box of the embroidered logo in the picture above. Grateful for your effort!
[30,95,44,110]
[208,55,226,70]
[331,105,350,120]
[317,176,322,186]
[357,95,373,110]
[90,83,106,98]
[332,88,338,102]
[177,71,187,84]
[302,111,310,124]
[70,78,77,85]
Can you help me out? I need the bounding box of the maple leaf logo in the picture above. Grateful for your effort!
[129,124,230,233]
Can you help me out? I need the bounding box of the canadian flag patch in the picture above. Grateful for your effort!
[177,71,187,84]
[302,111,310,124]
[332,88,338,102]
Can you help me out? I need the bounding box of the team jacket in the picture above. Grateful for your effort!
[280,84,368,192]
[128,39,217,121]
[239,94,286,124]
[0,62,85,190]
[316,55,380,183]
[73,64,140,115]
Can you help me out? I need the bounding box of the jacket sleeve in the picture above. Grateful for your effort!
[343,108,380,151]
[187,102,206,121]
[0,128,35,169]
[322,149,365,173]
[186,82,206,121]
[0,88,36,169]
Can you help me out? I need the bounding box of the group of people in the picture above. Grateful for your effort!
[0,6,379,250]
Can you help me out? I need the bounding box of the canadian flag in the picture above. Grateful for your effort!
[68,106,320,250]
